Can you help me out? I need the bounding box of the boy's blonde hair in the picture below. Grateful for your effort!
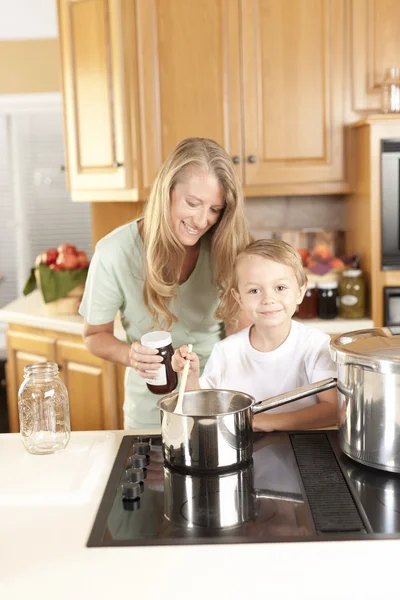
[216,238,307,323]
[142,137,251,328]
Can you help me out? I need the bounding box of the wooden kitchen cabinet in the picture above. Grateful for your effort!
[58,0,138,200]
[56,339,119,431]
[5,324,123,433]
[346,0,400,120]
[134,0,242,189]
[58,0,352,200]
[59,0,400,200]
[241,0,346,195]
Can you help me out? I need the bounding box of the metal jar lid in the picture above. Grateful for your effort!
[330,327,400,374]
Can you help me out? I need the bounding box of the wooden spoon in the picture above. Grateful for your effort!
[174,344,192,414]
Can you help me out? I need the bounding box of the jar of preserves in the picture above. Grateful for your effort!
[18,362,70,454]
[297,281,318,319]
[317,281,338,320]
[339,269,366,318]
[141,331,178,395]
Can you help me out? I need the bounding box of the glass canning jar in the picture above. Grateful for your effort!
[317,280,338,320]
[339,269,366,319]
[297,281,318,319]
[18,362,71,455]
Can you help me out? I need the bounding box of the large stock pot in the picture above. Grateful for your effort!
[331,327,400,473]
[157,378,336,472]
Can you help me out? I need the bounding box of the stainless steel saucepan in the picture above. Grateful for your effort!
[331,327,400,473]
[157,378,337,472]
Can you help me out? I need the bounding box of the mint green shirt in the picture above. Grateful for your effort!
[79,220,224,428]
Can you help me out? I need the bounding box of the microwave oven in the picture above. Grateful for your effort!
[381,139,400,269]
[384,287,400,326]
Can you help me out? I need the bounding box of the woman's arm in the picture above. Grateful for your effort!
[83,320,131,366]
[83,320,164,377]
[253,388,338,432]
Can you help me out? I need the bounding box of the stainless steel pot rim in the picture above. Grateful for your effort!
[330,328,400,371]
[157,388,255,417]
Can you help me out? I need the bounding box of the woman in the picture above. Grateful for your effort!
[79,137,251,429]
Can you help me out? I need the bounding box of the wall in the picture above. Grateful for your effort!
[245,195,345,238]
[0,0,59,94]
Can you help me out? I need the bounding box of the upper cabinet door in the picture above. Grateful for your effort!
[134,0,242,190]
[241,0,345,193]
[348,0,400,117]
[58,0,134,192]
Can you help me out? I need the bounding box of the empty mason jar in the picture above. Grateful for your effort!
[18,362,71,455]
[381,67,400,113]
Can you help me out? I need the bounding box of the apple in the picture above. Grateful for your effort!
[56,253,79,270]
[42,248,58,265]
[76,251,89,268]
[57,243,77,255]
[49,263,63,271]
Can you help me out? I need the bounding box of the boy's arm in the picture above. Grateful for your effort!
[253,388,337,432]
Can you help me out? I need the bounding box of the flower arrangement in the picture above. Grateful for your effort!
[298,244,358,277]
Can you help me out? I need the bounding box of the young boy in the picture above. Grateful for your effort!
[172,239,337,432]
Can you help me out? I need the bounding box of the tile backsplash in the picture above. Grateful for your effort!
[245,195,345,238]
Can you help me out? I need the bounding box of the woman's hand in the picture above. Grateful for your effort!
[129,341,163,380]
[172,345,200,379]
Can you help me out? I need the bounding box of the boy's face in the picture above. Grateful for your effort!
[232,254,307,330]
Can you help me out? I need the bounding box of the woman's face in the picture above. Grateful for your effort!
[170,168,225,246]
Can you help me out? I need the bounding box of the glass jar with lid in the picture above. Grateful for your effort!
[381,67,400,113]
[18,362,70,454]
[339,269,366,318]
[297,281,318,319]
[317,280,338,320]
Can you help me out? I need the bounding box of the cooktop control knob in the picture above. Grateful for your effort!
[127,453,149,468]
[134,442,150,455]
[125,467,145,483]
[121,481,142,500]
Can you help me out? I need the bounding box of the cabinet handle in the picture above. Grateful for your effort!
[113,161,124,168]
[232,156,240,164]
[247,155,257,164]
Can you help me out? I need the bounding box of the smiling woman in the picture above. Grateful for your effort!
[79,137,251,429]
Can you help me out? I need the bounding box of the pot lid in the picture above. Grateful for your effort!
[330,327,400,373]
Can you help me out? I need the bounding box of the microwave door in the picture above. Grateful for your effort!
[381,141,400,269]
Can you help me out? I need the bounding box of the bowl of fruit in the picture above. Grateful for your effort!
[23,243,90,315]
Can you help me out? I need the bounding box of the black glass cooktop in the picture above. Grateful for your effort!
[87,431,400,547]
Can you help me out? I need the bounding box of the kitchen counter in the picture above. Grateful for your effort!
[0,290,126,339]
[0,291,373,337]
[0,430,397,600]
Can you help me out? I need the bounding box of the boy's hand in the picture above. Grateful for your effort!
[252,414,276,433]
[172,345,200,379]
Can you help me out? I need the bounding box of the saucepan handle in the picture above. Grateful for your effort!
[251,378,337,416]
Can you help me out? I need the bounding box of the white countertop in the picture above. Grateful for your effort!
[0,291,373,338]
[0,290,126,340]
[0,430,397,600]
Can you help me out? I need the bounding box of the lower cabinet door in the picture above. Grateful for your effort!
[6,330,57,433]
[56,340,118,431]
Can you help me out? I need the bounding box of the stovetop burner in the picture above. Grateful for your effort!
[87,431,400,547]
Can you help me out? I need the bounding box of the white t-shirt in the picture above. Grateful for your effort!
[199,320,336,413]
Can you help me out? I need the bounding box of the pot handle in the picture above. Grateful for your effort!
[251,378,337,415]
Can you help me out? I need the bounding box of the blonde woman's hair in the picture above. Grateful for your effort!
[217,238,308,323]
[142,137,251,328]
